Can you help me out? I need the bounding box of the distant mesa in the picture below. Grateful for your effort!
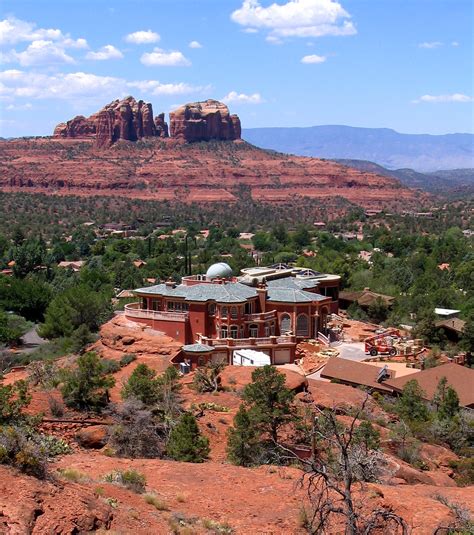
[53,97,241,147]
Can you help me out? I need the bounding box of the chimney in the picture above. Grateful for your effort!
[165,278,176,289]
[256,286,267,312]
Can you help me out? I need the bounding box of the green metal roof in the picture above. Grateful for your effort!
[182,343,215,353]
[266,287,328,303]
[266,277,319,291]
[135,281,258,304]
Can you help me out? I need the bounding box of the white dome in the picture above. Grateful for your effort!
[206,262,233,279]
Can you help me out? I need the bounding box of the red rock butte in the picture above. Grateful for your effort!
[0,96,430,210]
[53,96,240,147]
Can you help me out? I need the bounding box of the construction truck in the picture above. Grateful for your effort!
[364,329,424,357]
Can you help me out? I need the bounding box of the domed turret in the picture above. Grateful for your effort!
[206,262,233,280]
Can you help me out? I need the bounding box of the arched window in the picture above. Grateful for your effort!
[208,303,216,316]
[220,325,228,339]
[280,313,291,334]
[230,306,238,319]
[221,306,228,318]
[230,325,239,339]
[296,314,309,337]
[249,324,258,338]
[270,322,276,336]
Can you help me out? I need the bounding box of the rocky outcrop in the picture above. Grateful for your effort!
[169,99,241,142]
[53,96,168,147]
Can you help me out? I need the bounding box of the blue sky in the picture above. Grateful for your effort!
[1,0,472,137]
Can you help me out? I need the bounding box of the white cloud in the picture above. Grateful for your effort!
[141,48,191,67]
[6,102,32,110]
[231,0,356,40]
[129,80,210,96]
[266,35,283,44]
[413,93,473,104]
[0,69,207,102]
[451,41,459,47]
[242,27,258,33]
[301,53,326,63]
[0,16,87,47]
[86,45,123,60]
[189,40,203,49]
[222,91,264,104]
[125,30,160,44]
[418,41,443,49]
[1,40,76,66]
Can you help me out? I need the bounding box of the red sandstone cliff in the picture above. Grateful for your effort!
[53,96,169,147]
[53,97,241,147]
[169,99,241,142]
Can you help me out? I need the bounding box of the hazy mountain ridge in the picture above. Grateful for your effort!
[334,159,474,194]
[243,125,474,172]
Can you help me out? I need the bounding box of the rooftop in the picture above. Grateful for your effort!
[384,363,474,408]
[320,357,395,392]
[134,281,258,304]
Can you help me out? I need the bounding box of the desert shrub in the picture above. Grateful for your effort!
[48,396,65,417]
[0,425,47,478]
[27,361,59,388]
[166,413,209,463]
[60,352,115,411]
[109,399,166,458]
[38,435,71,456]
[104,469,146,493]
[119,354,136,367]
[0,380,31,424]
[144,494,169,511]
[101,359,120,374]
[192,363,225,393]
[58,468,87,482]
[448,457,474,486]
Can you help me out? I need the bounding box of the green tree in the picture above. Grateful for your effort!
[353,421,381,452]
[367,297,389,323]
[396,380,429,423]
[121,363,161,406]
[433,377,460,420]
[227,405,262,466]
[39,285,112,339]
[242,365,294,443]
[60,352,115,411]
[166,413,209,462]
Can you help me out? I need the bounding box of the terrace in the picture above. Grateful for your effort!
[124,302,189,322]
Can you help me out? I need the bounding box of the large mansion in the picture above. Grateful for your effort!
[124,263,340,366]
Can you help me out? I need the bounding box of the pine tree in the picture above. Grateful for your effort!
[396,379,429,423]
[242,365,294,443]
[227,405,262,466]
[60,352,115,411]
[166,413,209,462]
[121,363,160,406]
[433,377,460,420]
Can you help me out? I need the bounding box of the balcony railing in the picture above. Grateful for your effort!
[124,303,189,322]
[244,311,277,322]
[197,334,296,348]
